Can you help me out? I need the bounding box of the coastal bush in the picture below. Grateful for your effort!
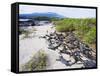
[56,24,75,32]
[19,27,36,38]
[21,50,48,71]
[55,19,75,32]
[83,26,96,44]
[54,18,96,47]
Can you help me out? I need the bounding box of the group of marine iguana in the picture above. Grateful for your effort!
[39,31,96,68]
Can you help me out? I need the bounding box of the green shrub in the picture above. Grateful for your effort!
[56,24,75,32]
[54,18,96,46]
[55,19,75,32]
[19,27,36,38]
[75,25,90,38]
[19,28,30,36]
[83,26,96,44]
[21,50,48,71]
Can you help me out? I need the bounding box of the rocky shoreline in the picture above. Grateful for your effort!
[40,31,96,68]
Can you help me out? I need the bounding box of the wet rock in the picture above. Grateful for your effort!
[58,45,63,51]
[61,53,70,61]
[71,51,82,63]
[79,42,95,60]
[58,45,72,55]
[79,42,92,52]
[83,60,96,68]
[73,40,79,47]
[48,42,61,50]
[59,55,71,66]
[41,31,96,67]
[67,43,75,49]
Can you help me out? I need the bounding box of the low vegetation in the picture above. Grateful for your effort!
[83,26,96,44]
[21,50,48,71]
[19,27,36,38]
[55,18,96,48]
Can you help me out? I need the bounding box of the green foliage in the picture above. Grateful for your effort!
[21,50,47,71]
[54,18,96,45]
[19,29,27,34]
[19,27,36,38]
[50,17,60,21]
[55,18,76,32]
[56,24,75,32]
[75,25,90,38]
[83,26,96,44]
